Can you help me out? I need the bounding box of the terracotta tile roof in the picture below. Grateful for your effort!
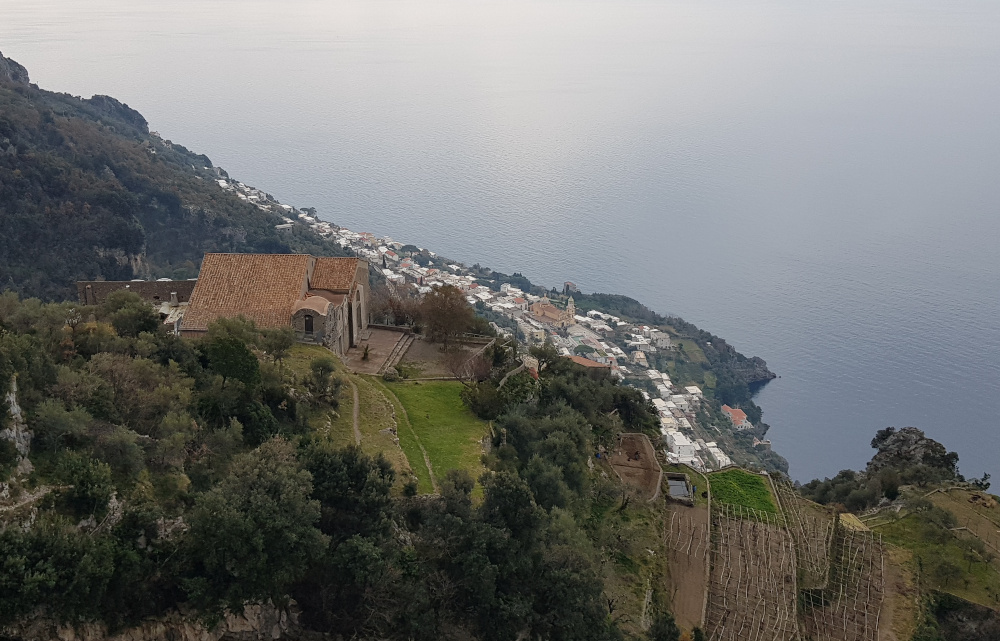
[181,254,311,332]
[721,404,749,425]
[311,257,361,292]
[566,355,611,368]
[307,290,347,306]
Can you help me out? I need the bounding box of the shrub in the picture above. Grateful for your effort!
[56,452,114,519]
[0,438,17,478]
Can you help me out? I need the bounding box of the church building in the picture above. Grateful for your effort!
[530,295,576,328]
[180,253,369,356]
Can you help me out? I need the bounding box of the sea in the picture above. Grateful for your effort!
[2,0,998,482]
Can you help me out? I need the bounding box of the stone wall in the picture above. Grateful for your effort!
[291,308,327,344]
[322,304,348,357]
[77,280,197,306]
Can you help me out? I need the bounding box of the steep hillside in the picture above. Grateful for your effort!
[0,52,347,301]
[800,427,1000,640]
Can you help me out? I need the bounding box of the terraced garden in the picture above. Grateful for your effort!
[708,468,777,513]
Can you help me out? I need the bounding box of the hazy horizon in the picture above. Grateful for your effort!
[3,0,999,482]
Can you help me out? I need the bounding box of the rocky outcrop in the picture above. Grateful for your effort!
[84,95,149,134]
[0,52,30,85]
[866,426,959,478]
[3,603,308,641]
[1,377,33,477]
[700,338,776,386]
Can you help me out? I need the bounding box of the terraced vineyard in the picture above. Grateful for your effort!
[800,525,885,641]
[773,478,836,589]
[671,468,887,641]
[705,503,799,641]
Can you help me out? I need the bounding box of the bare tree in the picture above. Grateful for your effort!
[444,348,492,386]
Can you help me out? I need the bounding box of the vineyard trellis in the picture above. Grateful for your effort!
[669,472,887,641]
[666,509,710,559]
[773,478,836,589]
[800,524,884,641]
[704,503,801,641]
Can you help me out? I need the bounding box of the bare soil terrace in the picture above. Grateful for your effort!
[609,433,662,501]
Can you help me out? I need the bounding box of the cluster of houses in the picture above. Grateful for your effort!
[79,178,758,474]
[644,375,733,471]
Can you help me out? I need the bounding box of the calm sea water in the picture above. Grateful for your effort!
[3,0,999,482]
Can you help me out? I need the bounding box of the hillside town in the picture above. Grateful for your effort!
[89,176,757,472]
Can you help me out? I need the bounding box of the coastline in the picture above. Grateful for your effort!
[217,174,786,475]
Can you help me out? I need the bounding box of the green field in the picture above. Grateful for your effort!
[877,513,1000,609]
[385,380,488,495]
[709,468,777,513]
[367,377,435,494]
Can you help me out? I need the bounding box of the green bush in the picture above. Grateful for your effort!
[0,438,17,478]
[55,452,114,519]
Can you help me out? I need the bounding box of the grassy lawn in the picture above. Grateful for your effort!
[367,377,435,494]
[351,375,413,489]
[385,380,488,494]
[284,343,342,376]
[708,468,777,513]
[876,513,1000,609]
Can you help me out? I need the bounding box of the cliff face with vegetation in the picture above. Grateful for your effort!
[0,291,668,641]
[0,52,346,302]
[799,428,1000,640]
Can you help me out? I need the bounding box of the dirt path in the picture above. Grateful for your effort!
[348,379,362,445]
[664,503,710,631]
[382,386,438,493]
[879,547,918,641]
[0,485,53,513]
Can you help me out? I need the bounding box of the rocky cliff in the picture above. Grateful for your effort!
[0,52,30,84]
[1,377,33,476]
[866,426,960,478]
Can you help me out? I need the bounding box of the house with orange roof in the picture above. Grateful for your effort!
[180,253,369,356]
[565,354,611,371]
[721,404,754,430]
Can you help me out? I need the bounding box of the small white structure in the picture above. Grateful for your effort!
[663,430,695,459]
[649,329,672,349]
[705,443,732,469]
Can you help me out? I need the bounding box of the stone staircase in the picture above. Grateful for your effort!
[379,333,415,375]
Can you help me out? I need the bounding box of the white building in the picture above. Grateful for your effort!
[663,430,695,459]
[649,329,672,349]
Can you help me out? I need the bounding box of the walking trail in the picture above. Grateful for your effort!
[384,386,438,493]
[348,379,362,445]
